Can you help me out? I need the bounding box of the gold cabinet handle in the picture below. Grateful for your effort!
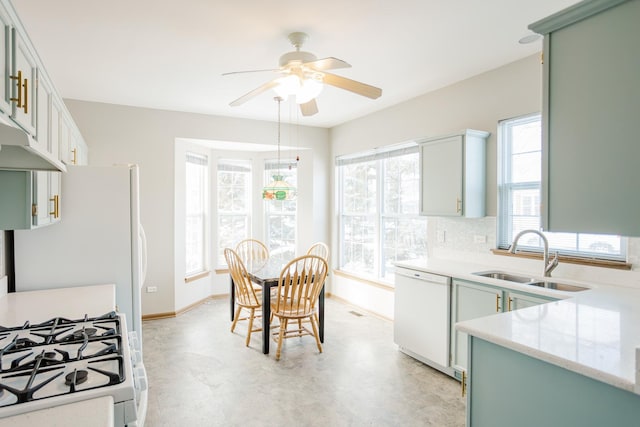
[461,370,467,397]
[10,70,23,108]
[508,297,513,312]
[22,77,28,114]
[49,195,59,218]
[496,294,501,312]
[456,198,462,213]
[71,148,77,165]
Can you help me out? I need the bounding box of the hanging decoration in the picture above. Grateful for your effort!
[263,97,297,201]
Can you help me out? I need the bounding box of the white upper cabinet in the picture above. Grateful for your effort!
[0,0,88,174]
[0,4,11,114]
[419,129,489,217]
[11,28,37,136]
[530,0,640,236]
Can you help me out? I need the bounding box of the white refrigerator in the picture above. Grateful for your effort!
[13,165,147,340]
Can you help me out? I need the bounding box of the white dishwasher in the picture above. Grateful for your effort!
[394,266,452,375]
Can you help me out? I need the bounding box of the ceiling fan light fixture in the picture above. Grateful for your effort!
[296,77,323,104]
[273,75,300,98]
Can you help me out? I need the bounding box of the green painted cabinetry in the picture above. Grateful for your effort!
[530,0,640,236]
[419,130,489,217]
[451,279,556,378]
[467,337,640,426]
[0,170,61,229]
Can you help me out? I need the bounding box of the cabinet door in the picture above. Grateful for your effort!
[420,135,462,216]
[0,4,11,114]
[36,70,56,157]
[59,114,71,164]
[506,290,553,312]
[32,171,61,227]
[451,280,501,373]
[535,0,640,236]
[11,28,36,136]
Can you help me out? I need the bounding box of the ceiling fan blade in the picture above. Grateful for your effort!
[222,68,279,76]
[300,99,319,116]
[229,79,280,107]
[304,57,351,71]
[322,72,382,99]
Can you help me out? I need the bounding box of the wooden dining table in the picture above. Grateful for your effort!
[229,257,325,354]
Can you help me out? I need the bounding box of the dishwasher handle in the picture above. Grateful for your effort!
[395,268,451,285]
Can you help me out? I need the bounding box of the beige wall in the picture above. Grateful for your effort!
[329,54,544,317]
[65,100,330,316]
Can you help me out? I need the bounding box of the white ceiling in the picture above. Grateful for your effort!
[12,0,579,128]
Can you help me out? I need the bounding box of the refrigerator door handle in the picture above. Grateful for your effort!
[140,225,148,287]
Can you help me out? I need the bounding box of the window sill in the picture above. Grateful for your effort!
[334,269,395,291]
[491,249,632,271]
[184,270,211,283]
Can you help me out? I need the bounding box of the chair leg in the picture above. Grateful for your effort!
[231,306,242,332]
[276,318,287,360]
[309,315,323,353]
[246,308,255,347]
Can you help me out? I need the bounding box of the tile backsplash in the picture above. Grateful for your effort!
[427,216,640,287]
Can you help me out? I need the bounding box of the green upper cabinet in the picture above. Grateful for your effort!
[530,0,640,236]
[419,130,489,217]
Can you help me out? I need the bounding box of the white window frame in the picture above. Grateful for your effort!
[264,159,297,260]
[497,113,626,261]
[337,144,427,281]
[185,152,209,276]
[216,158,252,266]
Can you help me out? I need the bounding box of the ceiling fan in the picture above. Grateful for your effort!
[223,32,382,117]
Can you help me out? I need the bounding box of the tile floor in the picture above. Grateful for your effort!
[142,297,466,426]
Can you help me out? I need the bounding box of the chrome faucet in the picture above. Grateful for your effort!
[508,229,559,277]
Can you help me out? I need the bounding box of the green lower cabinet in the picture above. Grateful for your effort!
[451,279,556,378]
[467,337,640,426]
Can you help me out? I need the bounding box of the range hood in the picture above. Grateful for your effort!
[0,120,66,172]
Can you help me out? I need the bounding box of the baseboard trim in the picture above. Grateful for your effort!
[142,294,228,321]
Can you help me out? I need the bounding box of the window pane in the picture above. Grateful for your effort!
[338,146,427,280]
[185,153,207,275]
[341,215,376,275]
[342,162,376,214]
[383,154,420,215]
[265,160,297,257]
[217,159,251,265]
[511,152,541,183]
[382,217,427,278]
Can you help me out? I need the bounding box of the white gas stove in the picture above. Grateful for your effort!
[0,311,145,426]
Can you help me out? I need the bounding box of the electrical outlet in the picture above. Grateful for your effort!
[147,286,158,293]
[474,235,487,244]
[437,230,446,243]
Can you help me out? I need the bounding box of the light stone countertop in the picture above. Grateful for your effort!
[396,258,640,394]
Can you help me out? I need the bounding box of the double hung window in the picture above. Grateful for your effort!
[498,114,625,260]
[216,159,251,265]
[264,159,297,261]
[185,152,208,276]
[337,145,427,281]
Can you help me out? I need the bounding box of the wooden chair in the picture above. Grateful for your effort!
[306,242,329,261]
[235,239,269,293]
[235,238,269,265]
[224,248,262,347]
[271,255,328,360]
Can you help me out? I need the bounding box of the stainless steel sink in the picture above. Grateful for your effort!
[472,270,535,283]
[472,270,589,292]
